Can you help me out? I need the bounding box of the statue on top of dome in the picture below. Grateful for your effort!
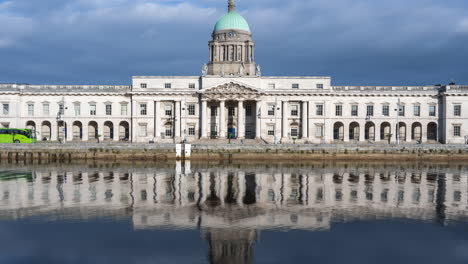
[228,0,236,12]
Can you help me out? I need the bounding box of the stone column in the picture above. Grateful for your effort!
[255,100,261,139]
[282,101,288,141]
[237,100,244,139]
[219,100,226,138]
[201,100,208,139]
[155,101,161,140]
[301,101,308,139]
[181,101,187,140]
[175,101,181,139]
[51,122,58,142]
[308,100,315,141]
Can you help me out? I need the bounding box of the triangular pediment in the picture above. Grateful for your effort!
[201,81,260,94]
[199,81,262,100]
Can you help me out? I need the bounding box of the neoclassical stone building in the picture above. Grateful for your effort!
[0,0,467,144]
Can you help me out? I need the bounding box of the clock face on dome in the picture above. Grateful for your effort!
[229,32,236,38]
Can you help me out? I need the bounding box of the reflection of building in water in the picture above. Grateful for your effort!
[1,163,468,227]
[1,163,468,263]
[203,229,256,264]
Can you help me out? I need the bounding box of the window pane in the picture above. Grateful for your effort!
[3,104,9,115]
[382,105,389,116]
[43,104,49,116]
[316,105,323,116]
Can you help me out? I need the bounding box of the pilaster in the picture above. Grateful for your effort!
[175,101,181,139]
[201,100,208,139]
[301,101,308,139]
[281,101,288,142]
[219,100,226,138]
[237,100,244,139]
[155,101,161,140]
[255,100,262,139]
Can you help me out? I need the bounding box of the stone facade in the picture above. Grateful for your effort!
[1,0,467,144]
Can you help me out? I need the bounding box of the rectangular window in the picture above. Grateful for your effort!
[291,128,299,137]
[27,104,34,116]
[165,105,172,116]
[399,105,405,117]
[315,125,324,137]
[292,83,299,89]
[316,84,324,89]
[42,104,49,116]
[382,105,390,116]
[351,105,358,116]
[367,105,374,117]
[90,104,96,116]
[429,105,436,116]
[140,83,147,89]
[2,104,9,115]
[211,106,217,117]
[268,104,275,116]
[267,125,275,136]
[187,104,196,116]
[268,83,276,89]
[74,104,81,116]
[335,105,343,116]
[165,83,172,89]
[291,105,298,116]
[121,104,128,116]
[106,104,112,116]
[139,124,147,137]
[140,103,147,115]
[316,104,324,116]
[414,105,421,116]
[454,125,461,137]
[228,106,235,116]
[246,105,252,117]
[454,105,461,116]
[189,83,196,89]
[188,125,196,136]
[165,126,173,137]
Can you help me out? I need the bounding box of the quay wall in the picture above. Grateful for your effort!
[1,143,468,163]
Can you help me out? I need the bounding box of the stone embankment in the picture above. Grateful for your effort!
[1,143,468,163]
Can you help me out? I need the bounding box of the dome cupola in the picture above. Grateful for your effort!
[214,1,250,33]
[205,0,259,77]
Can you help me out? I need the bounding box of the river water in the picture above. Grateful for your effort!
[1,161,468,264]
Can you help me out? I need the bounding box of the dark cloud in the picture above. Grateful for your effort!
[0,0,467,85]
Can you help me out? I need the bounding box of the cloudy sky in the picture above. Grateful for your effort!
[0,0,467,85]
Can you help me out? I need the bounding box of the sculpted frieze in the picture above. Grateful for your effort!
[201,82,261,100]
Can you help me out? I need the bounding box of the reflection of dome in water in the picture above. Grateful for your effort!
[203,229,257,264]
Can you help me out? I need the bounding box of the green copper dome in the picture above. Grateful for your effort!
[214,11,250,32]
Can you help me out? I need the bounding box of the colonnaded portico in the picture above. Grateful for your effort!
[199,82,263,140]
